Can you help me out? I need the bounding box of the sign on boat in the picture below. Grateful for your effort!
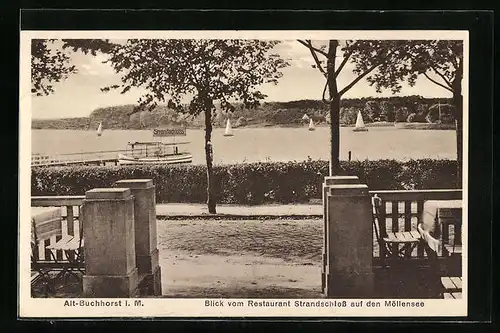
[153,127,187,137]
[117,127,192,165]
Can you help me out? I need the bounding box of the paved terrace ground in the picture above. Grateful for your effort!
[155,203,323,218]
[35,203,444,299]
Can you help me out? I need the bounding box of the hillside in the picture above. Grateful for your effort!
[31,96,455,130]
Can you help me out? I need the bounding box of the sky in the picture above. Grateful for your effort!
[31,40,454,120]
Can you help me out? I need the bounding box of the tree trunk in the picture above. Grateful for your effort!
[452,58,463,189]
[329,97,341,175]
[327,40,340,175]
[453,91,463,188]
[204,101,217,214]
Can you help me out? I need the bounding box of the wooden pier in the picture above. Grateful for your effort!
[32,150,124,167]
[32,141,191,167]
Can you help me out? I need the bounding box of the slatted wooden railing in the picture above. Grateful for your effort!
[369,189,462,259]
[31,196,85,262]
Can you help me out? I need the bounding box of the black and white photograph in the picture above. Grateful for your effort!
[19,29,468,317]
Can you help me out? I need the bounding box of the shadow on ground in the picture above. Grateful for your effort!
[161,286,323,298]
[32,219,445,299]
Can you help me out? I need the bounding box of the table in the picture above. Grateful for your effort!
[419,200,462,254]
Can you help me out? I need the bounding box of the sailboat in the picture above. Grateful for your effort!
[223,119,234,137]
[353,111,368,132]
[308,118,315,131]
[97,122,103,136]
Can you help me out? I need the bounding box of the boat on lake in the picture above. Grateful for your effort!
[97,122,103,136]
[353,111,368,132]
[308,118,315,131]
[117,141,192,165]
[224,119,234,137]
[117,127,192,165]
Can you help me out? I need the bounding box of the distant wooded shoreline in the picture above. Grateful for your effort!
[32,96,456,130]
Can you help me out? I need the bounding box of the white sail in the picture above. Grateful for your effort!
[97,122,103,136]
[224,119,234,136]
[353,111,368,132]
[308,118,315,131]
[302,114,310,121]
[355,111,365,128]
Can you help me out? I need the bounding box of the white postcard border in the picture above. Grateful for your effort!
[19,29,469,318]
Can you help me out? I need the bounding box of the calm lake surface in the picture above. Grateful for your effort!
[31,127,456,165]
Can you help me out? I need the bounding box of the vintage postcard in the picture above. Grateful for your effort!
[19,30,468,318]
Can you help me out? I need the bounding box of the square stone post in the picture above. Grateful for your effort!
[325,184,374,298]
[115,179,161,296]
[82,188,138,298]
[321,176,359,294]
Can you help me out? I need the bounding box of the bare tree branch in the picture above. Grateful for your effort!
[338,59,384,97]
[297,40,327,76]
[321,80,333,104]
[430,65,453,88]
[334,51,352,79]
[297,39,328,57]
[423,72,454,93]
[296,39,309,48]
[450,55,458,70]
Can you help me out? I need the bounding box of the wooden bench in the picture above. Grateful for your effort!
[444,244,462,256]
[441,276,462,299]
[443,291,462,299]
[31,271,42,285]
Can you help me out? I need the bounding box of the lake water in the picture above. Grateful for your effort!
[31,127,456,165]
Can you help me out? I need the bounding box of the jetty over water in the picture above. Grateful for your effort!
[32,150,124,167]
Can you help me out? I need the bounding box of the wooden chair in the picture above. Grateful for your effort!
[417,222,463,299]
[442,219,462,257]
[372,194,422,262]
[31,217,62,295]
[47,208,85,281]
[31,207,85,296]
[423,245,462,299]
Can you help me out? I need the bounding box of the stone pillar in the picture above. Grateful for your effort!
[82,188,138,298]
[325,184,374,298]
[115,179,161,296]
[321,176,359,294]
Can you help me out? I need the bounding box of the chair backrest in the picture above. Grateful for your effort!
[371,194,386,245]
[77,205,84,249]
[31,215,62,244]
[32,217,60,262]
[31,210,63,261]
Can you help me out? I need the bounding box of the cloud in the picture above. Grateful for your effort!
[80,64,99,76]
[276,40,351,70]
[275,40,317,68]
[77,53,115,77]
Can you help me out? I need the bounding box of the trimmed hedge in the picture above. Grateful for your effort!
[31,159,458,204]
